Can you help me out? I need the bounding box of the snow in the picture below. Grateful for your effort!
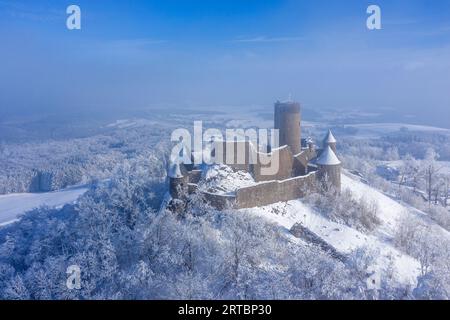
[239,172,426,287]
[341,173,409,233]
[343,123,450,139]
[106,119,159,129]
[383,159,450,176]
[266,145,288,153]
[0,186,88,227]
[226,118,273,130]
[198,164,256,195]
[316,146,341,166]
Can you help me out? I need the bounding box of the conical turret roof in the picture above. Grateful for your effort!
[317,146,341,166]
[323,129,337,144]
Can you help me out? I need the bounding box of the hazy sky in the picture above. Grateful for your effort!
[1,0,450,126]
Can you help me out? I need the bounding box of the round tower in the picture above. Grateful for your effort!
[317,145,341,193]
[168,163,189,199]
[274,101,301,155]
[323,129,337,154]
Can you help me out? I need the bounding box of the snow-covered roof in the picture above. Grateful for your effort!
[323,130,337,144]
[316,146,341,166]
[168,163,184,178]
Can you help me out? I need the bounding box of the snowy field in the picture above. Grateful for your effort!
[382,159,450,176]
[342,123,450,139]
[0,186,88,227]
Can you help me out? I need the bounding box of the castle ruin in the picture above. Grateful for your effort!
[168,100,341,210]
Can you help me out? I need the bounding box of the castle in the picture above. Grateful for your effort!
[168,101,341,211]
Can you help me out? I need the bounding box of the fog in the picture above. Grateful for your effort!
[1,0,450,128]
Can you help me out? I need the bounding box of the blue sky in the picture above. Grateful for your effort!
[1,0,450,126]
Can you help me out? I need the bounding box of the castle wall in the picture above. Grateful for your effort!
[252,146,294,182]
[187,170,202,184]
[183,171,318,211]
[182,158,340,211]
[235,172,318,209]
[292,148,317,176]
[202,192,236,210]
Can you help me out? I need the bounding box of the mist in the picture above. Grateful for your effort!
[1,0,450,128]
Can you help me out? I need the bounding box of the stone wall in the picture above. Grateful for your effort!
[293,148,317,176]
[235,172,318,209]
[183,165,342,211]
[252,146,294,182]
[187,170,202,184]
[185,171,317,210]
[202,192,236,210]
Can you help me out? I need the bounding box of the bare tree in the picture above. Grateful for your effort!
[398,154,420,196]
[394,217,439,276]
[443,175,450,207]
[407,155,421,194]
[423,149,442,208]
[433,180,441,205]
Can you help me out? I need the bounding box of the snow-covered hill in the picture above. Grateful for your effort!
[0,186,88,227]
[239,172,450,288]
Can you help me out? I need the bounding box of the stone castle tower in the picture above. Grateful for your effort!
[168,162,188,199]
[317,145,341,192]
[274,101,301,155]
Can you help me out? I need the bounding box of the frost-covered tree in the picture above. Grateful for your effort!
[423,148,441,207]
[305,188,380,232]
